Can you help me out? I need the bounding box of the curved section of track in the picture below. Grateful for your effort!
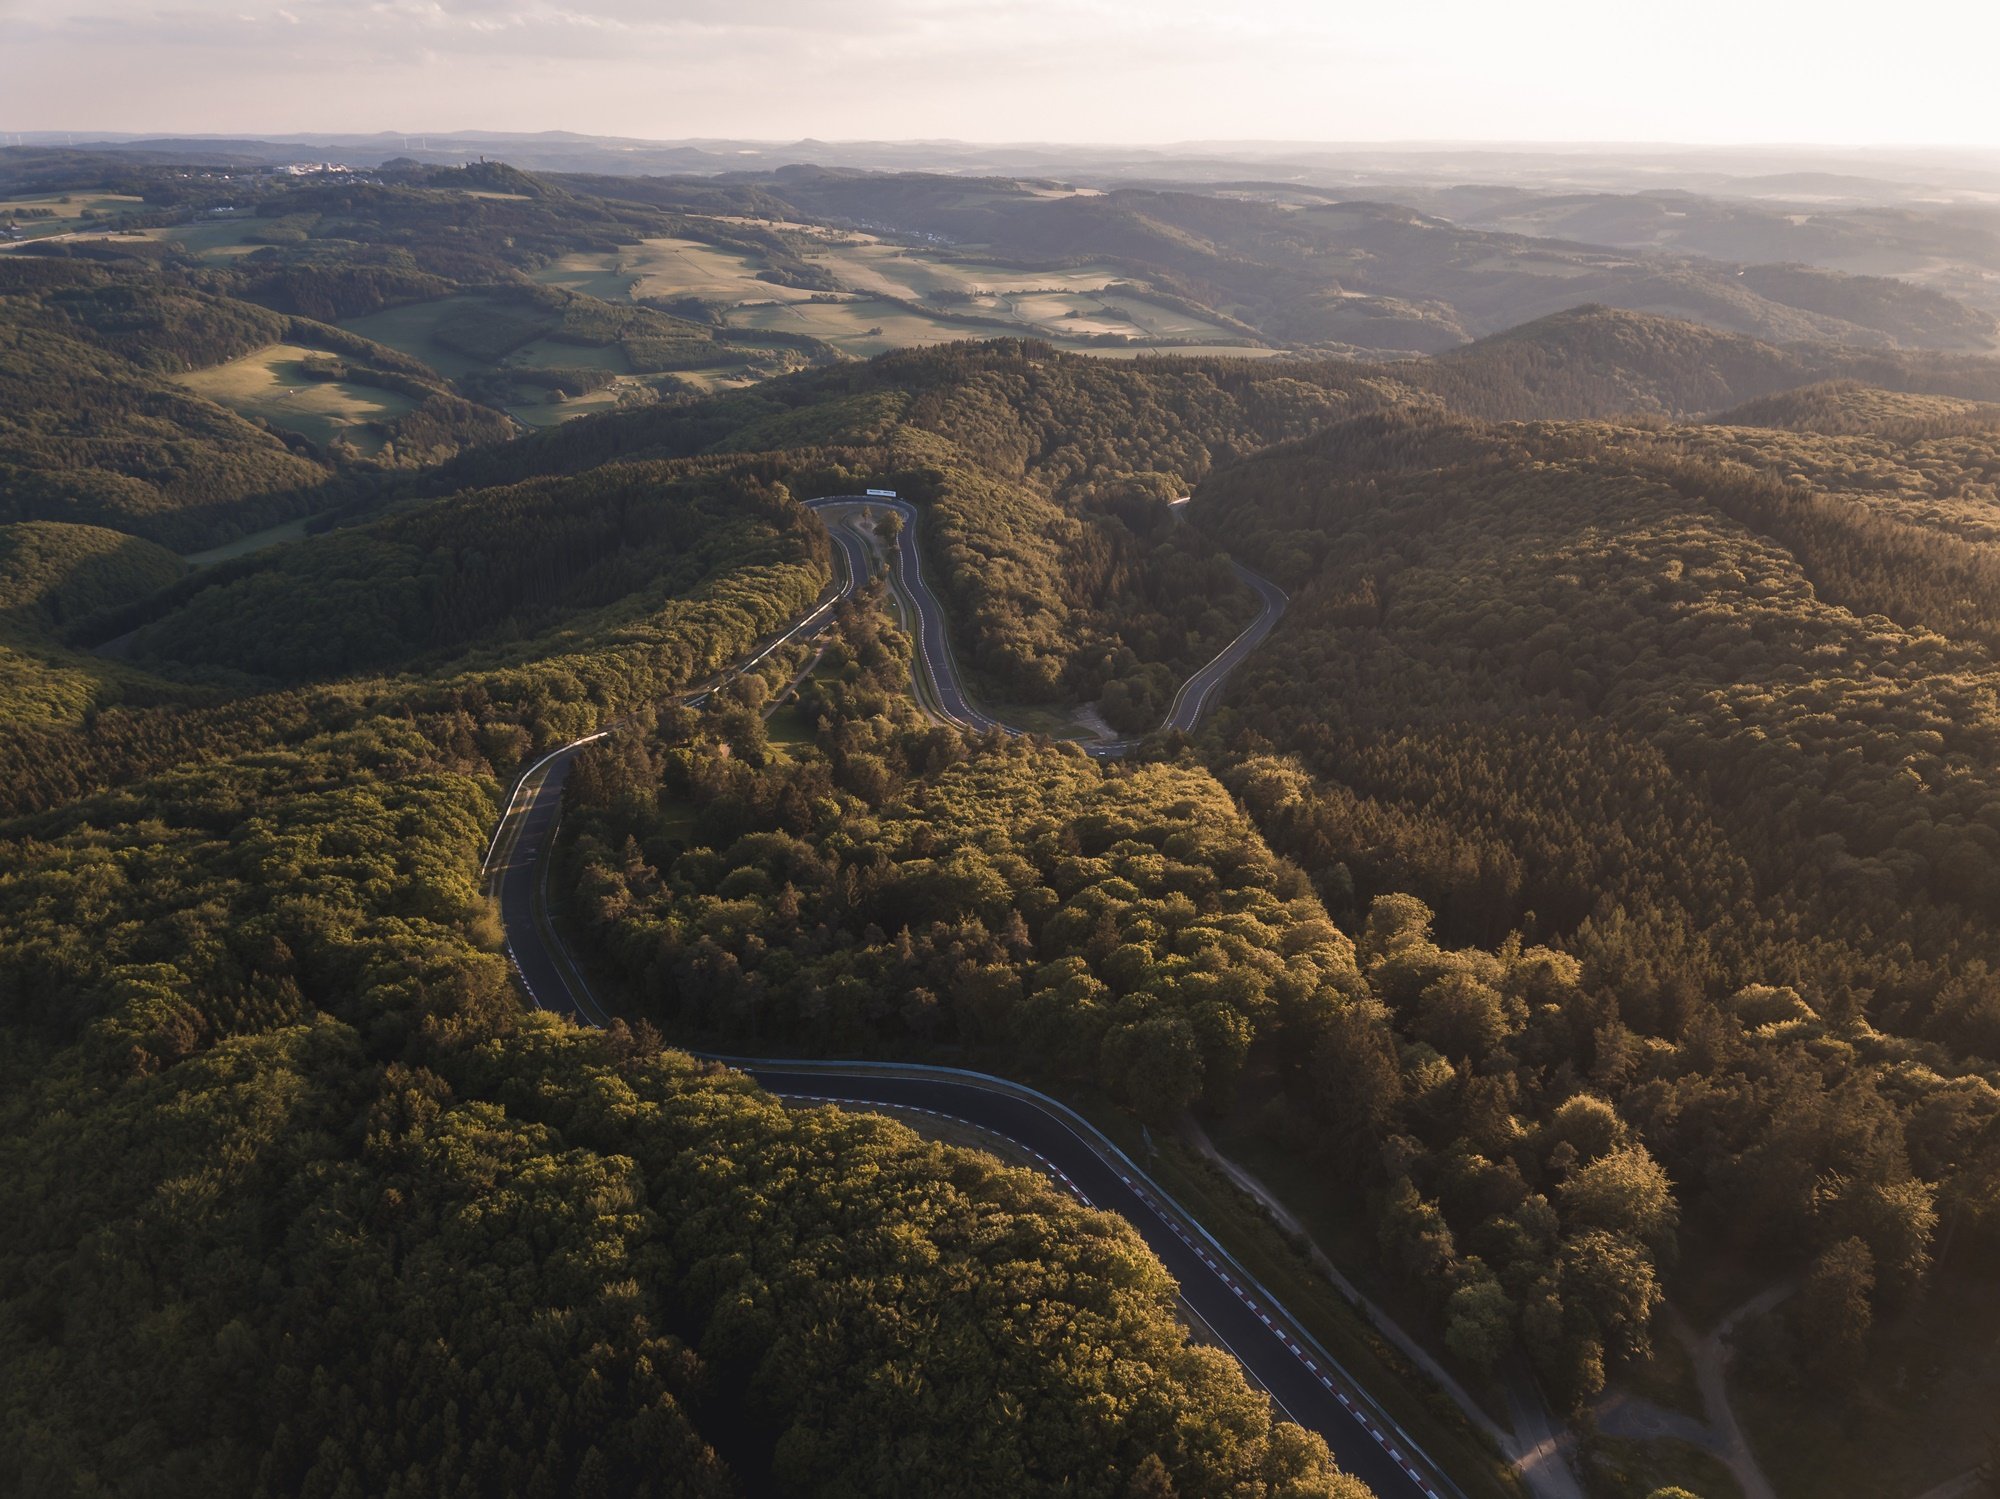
[812,495,1286,753]
[815,498,1013,736]
[735,1061,1451,1499]
[484,493,1456,1499]
[1164,559,1288,732]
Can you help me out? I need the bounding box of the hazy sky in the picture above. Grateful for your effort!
[4,0,1998,145]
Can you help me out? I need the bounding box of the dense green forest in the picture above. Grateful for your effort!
[0,321,1378,1493]
[0,707,1358,1494]
[11,157,2000,1494]
[0,519,185,634]
[557,569,1687,1415]
[492,330,2000,1488]
[124,461,831,683]
[1183,402,2000,1430]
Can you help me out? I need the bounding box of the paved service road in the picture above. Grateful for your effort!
[484,492,1455,1499]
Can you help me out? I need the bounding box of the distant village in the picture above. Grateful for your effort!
[1,159,380,242]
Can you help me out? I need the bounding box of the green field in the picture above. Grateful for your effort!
[339,296,494,378]
[0,213,278,260]
[535,236,824,307]
[509,336,631,372]
[175,343,414,453]
[801,240,1122,302]
[505,385,637,427]
[160,216,280,259]
[725,295,990,357]
[999,287,1248,342]
[539,227,1275,359]
[341,292,761,422]
[0,192,148,241]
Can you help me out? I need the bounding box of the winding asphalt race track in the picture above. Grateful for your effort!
[821,497,1013,736]
[484,496,1452,1499]
[740,1064,1450,1499]
[814,495,1287,752]
[1164,560,1289,732]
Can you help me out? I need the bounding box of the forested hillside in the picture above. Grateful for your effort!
[426,340,1402,709]
[0,325,1374,1494]
[0,520,184,634]
[125,462,832,683]
[493,330,2000,1492]
[1182,399,2000,1478]
[0,255,517,548]
[10,147,2000,1497]
[0,160,863,535]
[429,322,2000,721]
[699,168,2000,356]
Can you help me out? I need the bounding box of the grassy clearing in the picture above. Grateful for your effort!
[0,192,147,240]
[0,206,269,260]
[343,292,629,381]
[504,387,635,427]
[535,237,822,307]
[726,295,983,357]
[528,251,640,304]
[801,241,1123,303]
[1007,291,1139,338]
[174,342,414,452]
[668,366,763,396]
[997,289,1246,343]
[340,295,492,378]
[764,698,816,747]
[509,337,630,372]
[145,216,278,260]
[182,515,316,567]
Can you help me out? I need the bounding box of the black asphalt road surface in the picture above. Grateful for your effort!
[842,496,1011,735]
[1162,559,1289,732]
[814,494,1286,752]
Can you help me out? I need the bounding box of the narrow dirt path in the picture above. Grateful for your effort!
[1670,1288,1791,1499]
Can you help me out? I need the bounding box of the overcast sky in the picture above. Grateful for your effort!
[3,0,1997,146]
